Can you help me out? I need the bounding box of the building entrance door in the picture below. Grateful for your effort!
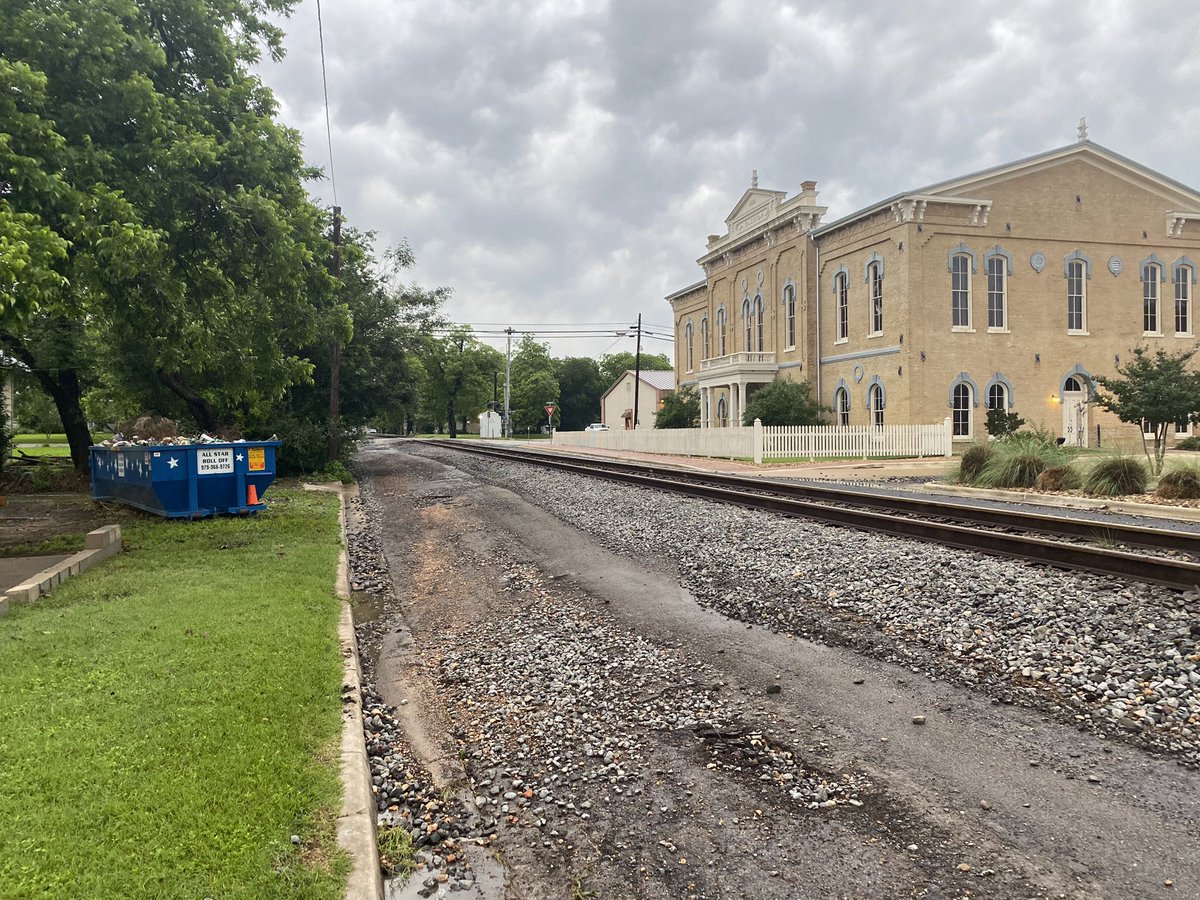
[1063,376,1088,448]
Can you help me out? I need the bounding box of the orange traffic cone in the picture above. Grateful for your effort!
[247,484,259,506]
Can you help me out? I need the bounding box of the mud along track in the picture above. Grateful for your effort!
[424,440,1200,591]
[354,441,1200,899]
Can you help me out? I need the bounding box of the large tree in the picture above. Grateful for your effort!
[1094,346,1200,474]
[419,328,500,438]
[554,357,606,431]
[509,336,559,433]
[0,0,334,469]
[742,379,824,426]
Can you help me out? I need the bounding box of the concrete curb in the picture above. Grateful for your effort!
[327,485,383,900]
[0,525,122,616]
[925,482,1200,523]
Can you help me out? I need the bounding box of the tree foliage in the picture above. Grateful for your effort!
[0,0,333,470]
[1094,347,1200,474]
[598,351,671,388]
[510,336,559,432]
[741,379,824,426]
[654,385,699,429]
[554,357,606,431]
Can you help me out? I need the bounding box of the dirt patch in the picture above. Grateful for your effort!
[0,492,138,554]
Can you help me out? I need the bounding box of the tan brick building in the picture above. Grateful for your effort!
[667,140,1200,447]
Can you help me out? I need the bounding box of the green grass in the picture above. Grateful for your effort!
[0,532,88,557]
[0,487,348,899]
[10,445,72,458]
[12,433,113,445]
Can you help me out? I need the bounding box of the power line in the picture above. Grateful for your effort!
[315,0,338,207]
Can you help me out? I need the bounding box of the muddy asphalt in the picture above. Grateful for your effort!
[352,441,1200,900]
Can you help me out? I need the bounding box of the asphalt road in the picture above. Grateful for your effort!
[358,441,1200,900]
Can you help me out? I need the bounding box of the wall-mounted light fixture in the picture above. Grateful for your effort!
[897,366,903,376]
[1035,353,1041,364]
[1114,354,1120,366]
[920,351,926,362]
[1006,223,1012,232]
[898,241,904,252]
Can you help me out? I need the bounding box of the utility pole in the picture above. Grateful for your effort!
[632,313,642,428]
[328,205,342,461]
[503,326,514,438]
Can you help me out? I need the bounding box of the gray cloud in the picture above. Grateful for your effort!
[258,0,1200,357]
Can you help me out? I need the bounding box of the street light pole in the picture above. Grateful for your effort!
[503,326,513,438]
[632,313,643,428]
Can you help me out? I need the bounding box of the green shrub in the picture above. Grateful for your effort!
[1156,466,1200,500]
[1177,436,1200,451]
[957,444,993,483]
[1036,464,1082,492]
[1084,457,1148,496]
[976,453,1047,488]
[322,460,354,485]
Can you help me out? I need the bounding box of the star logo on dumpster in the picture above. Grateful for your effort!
[235,453,244,462]
[167,457,179,469]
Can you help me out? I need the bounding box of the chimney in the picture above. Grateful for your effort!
[801,180,817,192]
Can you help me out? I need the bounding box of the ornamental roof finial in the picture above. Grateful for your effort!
[751,169,758,189]
[1078,117,1088,141]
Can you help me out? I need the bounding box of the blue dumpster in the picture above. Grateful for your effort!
[89,441,282,518]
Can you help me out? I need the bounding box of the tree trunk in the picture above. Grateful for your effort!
[447,400,458,438]
[0,331,93,473]
[156,368,219,433]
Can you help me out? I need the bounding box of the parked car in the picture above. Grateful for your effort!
[584,423,609,432]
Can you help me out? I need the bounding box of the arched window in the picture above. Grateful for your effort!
[783,283,796,348]
[700,317,709,360]
[716,307,727,356]
[868,383,884,428]
[868,260,884,334]
[987,255,1007,329]
[952,382,972,437]
[951,253,971,328]
[1143,262,1162,334]
[987,382,1008,411]
[834,386,850,426]
[685,321,694,372]
[742,297,752,351]
[1064,251,1090,333]
[1175,259,1195,336]
[754,294,764,352]
[717,396,728,428]
[835,270,849,341]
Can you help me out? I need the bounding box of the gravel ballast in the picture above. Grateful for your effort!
[415,446,1200,767]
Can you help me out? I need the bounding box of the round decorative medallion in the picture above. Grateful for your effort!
[1030,252,1046,273]
[853,365,864,383]
[1108,256,1123,276]
[757,269,765,286]
[740,276,748,290]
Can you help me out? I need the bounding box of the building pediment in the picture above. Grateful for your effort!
[724,188,788,233]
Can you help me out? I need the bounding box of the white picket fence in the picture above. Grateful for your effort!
[554,426,755,459]
[553,418,952,462]
[762,420,952,461]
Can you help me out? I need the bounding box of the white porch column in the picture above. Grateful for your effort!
[731,383,740,428]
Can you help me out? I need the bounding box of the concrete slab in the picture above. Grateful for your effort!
[0,555,71,593]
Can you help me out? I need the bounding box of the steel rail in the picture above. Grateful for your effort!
[421,440,1200,591]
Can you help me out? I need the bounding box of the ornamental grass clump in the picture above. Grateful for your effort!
[1156,465,1200,500]
[1084,457,1148,497]
[957,444,993,483]
[972,427,1072,489]
[1036,464,1082,492]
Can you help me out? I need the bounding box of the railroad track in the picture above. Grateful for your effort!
[422,440,1200,591]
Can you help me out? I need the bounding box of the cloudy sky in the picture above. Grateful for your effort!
[257,0,1200,359]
